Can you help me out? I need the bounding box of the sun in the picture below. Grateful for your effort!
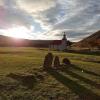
[6,26,31,39]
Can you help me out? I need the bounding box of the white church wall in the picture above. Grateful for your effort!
[49,33,68,51]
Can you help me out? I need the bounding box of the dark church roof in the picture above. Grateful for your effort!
[50,34,67,45]
[51,40,62,45]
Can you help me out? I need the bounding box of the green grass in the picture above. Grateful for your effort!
[0,47,100,100]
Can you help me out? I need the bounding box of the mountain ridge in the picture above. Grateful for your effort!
[0,35,52,47]
[73,30,100,48]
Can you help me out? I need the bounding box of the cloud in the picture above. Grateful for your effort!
[0,0,100,41]
[0,0,44,37]
[30,0,100,36]
[17,0,56,13]
[0,0,4,6]
[45,29,92,40]
[44,0,100,41]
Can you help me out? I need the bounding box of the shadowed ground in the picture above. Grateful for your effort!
[61,65,100,89]
[70,64,100,77]
[46,68,100,100]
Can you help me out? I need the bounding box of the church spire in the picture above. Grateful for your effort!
[62,32,67,40]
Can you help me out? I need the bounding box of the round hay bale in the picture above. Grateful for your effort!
[62,58,71,65]
[43,52,53,68]
[53,56,60,68]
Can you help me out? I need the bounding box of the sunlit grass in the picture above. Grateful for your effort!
[0,47,100,99]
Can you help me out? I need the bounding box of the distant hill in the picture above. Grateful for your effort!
[0,35,52,47]
[73,30,100,49]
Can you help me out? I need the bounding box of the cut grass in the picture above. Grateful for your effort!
[0,47,100,100]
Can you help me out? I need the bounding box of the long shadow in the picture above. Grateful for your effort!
[45,68,100,100]
[70,64,100,77]
[66,50,100,56]
[61,68,100,89]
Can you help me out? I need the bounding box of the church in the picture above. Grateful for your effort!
[49,33,69,51]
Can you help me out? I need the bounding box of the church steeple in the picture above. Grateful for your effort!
[62,32,67,41]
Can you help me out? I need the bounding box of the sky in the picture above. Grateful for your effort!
[0,0,100,41]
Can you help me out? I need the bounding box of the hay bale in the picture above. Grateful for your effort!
[7,73,37,89]
[53,56,60,68]
[62,58,71,65]
[43,53,53,68]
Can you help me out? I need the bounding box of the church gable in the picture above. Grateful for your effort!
[49,33,69,51]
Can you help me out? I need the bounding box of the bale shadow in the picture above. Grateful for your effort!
[66,50,100,56]
[61,68,100,89]
[45,68,100,100]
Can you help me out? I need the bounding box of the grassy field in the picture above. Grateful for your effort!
[0,47,100,100]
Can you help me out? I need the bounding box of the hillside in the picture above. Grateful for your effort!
[73,30,100,49]
[0,35,72,48]
[0,35,52,47]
